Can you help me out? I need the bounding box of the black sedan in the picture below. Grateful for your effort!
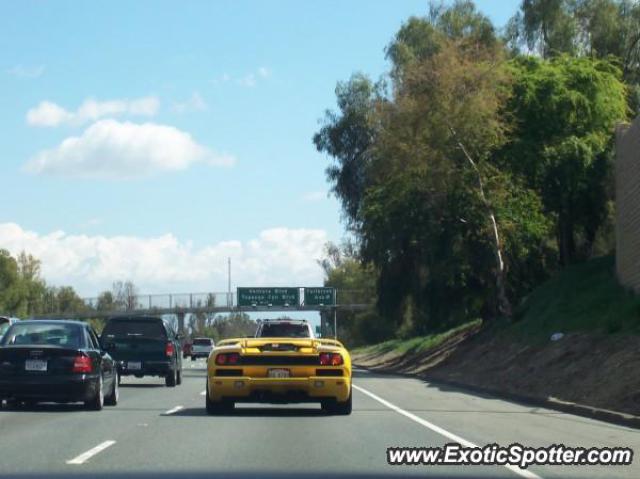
[0,320,118,410]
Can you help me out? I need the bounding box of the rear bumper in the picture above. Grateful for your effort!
[117,360,174,377]
[191,348,212,356]
[207,376,351,403]
[0,374,99,402]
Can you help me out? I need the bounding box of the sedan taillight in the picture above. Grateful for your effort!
[72,354,93,373]
[319,352,343,366]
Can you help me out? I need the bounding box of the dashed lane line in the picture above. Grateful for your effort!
[66,440,116,465]
[163,405,184,415]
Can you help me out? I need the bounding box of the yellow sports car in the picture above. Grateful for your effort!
[205,319,352,415]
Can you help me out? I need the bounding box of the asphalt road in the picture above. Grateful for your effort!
[0,361,638,479]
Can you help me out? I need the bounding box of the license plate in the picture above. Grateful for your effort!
[127,361,142,370]
[25,359,47,372]
[268,369,290,378]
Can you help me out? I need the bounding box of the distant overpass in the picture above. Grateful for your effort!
[28,290,373,320]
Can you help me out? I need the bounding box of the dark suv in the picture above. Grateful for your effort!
[101,316,183,387]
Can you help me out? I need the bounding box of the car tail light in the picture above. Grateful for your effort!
[215,353,240,365]
[72,354,93,373]
[165,342,175,357]
[319,352,343,366]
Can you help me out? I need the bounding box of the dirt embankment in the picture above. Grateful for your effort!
[353,327,640,417]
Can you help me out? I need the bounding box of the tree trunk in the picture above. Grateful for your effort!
[558,213,576,266]
[449,127,512,318]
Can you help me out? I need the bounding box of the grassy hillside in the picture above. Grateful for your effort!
[353,319,481,356]
[352,255,640,416]
[355,255,640,356]
[510,255,640,338]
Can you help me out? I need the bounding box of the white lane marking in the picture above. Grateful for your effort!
[163,405,184,415]
[200,390,206,396]
[353,368,371,374]
[66,440,116,465]
[352,384,542,479]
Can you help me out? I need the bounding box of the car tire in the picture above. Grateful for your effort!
[176,369,182,385]
[205,380,233,415]
[85,375,104,411]
[191,356,196,361]
[322,389,352,415]
[105,373,119,406]
[165,369,177,387]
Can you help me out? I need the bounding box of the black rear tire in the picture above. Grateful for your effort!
[322,390,352,415]
[105,373,119,406]
[165,369,177,387]
[85,376,104,411]
[205,380,233,415]
[176,369,182,385]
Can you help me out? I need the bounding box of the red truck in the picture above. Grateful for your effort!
[182,341,192,358]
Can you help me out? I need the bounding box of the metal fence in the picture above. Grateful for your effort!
[81,292,233,312]
[25,290,373,317]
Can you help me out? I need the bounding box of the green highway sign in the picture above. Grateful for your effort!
[237,287,300,307]
[304,287,336,306]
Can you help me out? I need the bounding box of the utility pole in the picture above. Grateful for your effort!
[227,257,231,308]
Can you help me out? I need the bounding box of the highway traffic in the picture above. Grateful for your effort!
[1,359,638,479]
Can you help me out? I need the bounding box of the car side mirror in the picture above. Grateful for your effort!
[176,333,184,340]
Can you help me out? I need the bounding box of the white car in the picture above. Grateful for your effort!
[190,337,214,360]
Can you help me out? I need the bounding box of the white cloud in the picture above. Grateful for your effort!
[258,67,271,78]
[25,101,72,127]
[26,96,160,127]
[0,223,328,296]
[24,119,235,179]
[302,191,327,202]
[7,64,45,79]
[172,92,207,113]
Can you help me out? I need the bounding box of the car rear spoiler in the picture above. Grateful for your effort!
[214,337,345,349]
[315,338,345,348]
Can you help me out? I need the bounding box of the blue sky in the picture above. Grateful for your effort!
[0,1,520,298]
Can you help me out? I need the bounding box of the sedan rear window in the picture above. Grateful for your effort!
[103,320,167,339]
[1,323,85,348]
